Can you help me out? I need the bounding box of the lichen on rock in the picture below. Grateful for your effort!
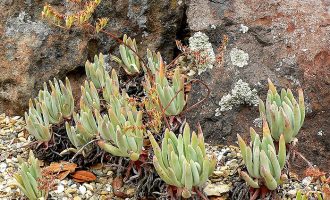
[127,0,148,29]
[5,12,51,41]
[215,79,258,116]
[188,31,216,75]
[239,24,249,33]
[230,48,249,68]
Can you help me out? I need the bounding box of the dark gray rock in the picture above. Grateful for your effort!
[0,0,186,114]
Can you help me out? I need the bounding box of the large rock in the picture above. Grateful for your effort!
[185,0,330,173]
[0,0,185,114]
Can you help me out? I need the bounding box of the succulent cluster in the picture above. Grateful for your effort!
[25,78,74,143]
[155,64,186,116]
[102,69,120,104]
[237,120,286,190]
[85,53,108,89]
[112,34,141,75]
[39,78,74,122]
[25,101,52,143]
[148,124,216,198]
[146,49,163,74]
[14,151,47,200]
[80,81,101,112]
[64,108,98,156]
[259,79,305,143]
[237,79,307,194]
[97,93,144,161]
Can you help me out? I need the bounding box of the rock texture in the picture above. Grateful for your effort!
[0,0,185,114]
[185,0,330,173]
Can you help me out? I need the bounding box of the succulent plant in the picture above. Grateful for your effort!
[111,34,141,75]
[13,151,47,200]
[237,119,287,190]
[97,92,144,161]
[102,69,120,104]
[80,81,100,112]
[155,65,186,116]
[259,79,305,143]
[65,121,94,157]
[50,77,74,119]
[146,49,163,74]
[35,77,74,124]
[148,123,217,198]
[25,100,52,143]
[72,108,99,141]
[85,53,108,89]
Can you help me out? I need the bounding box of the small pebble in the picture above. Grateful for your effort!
[0,162,7,173]
[84,183,93,191]
[287,189,297,197]
[61,180,68,185]
[65,188,77,194]
[79,185,87,195]
[73,196,82,200]
[57,184,65,193]
[302,176,312,186]
[106,184,112,192]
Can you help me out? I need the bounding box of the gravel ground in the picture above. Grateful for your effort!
[0,114,327,200]
[0,114,29,199]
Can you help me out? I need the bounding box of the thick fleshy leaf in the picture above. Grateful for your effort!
[240,171,260,188]
[246,147,254,178]
[268,79,277,95]
[169,151,182,180]
[261,166,278,190]
[268,145,281,182]
[184,160,193,191]
[190,160,200,185]
[252,134,261,178]
[183,123,191,157]
[161,136,169,168]
[293,102,301,137]
[198,158,210,186]
[148,131,166,169]
[153,156,173,185]
[282,109,294,143]
[259,98,266,117]
[237,134,247,163]
[97,140,128,157]
[278,134,286,169]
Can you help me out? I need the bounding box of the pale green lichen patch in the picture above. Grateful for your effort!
[215,79,258,116]
[5,12,51,40]
[230,48,249,68]
[188,31,216,75]
[239,24,249,33]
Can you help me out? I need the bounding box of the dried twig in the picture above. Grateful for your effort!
[182,79,211,114]
[69,138,100,162]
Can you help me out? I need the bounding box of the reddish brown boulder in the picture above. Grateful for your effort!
[186,0,330,173]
